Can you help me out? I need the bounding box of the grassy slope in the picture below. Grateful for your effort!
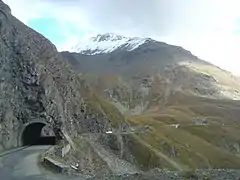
[76,76,126,129]
[73,64,240,170]
[186,62,240,89]
[126,92,240,170]
[76,75,240,170]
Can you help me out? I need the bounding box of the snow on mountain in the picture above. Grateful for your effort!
[70,33,152,55]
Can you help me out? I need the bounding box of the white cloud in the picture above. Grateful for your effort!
[162,33,240,75]
[3,0,240,75]
[4,0,46,23]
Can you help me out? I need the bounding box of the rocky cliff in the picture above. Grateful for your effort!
[0,0,125,152]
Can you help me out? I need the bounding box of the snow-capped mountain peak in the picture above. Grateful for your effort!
[70,33,152,55]
[91,33,126,42]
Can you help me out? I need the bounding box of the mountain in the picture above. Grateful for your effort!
[70,33,149,55]
[63,34,198,75]
[2,0,240,176]
[62,33,240,103]
[61,33,240,170]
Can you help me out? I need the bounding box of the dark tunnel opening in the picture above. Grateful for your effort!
[21,122,56,146]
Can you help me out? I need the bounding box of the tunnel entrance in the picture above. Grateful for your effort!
[21,122,56,146]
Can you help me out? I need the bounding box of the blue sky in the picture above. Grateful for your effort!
[4,0,240,75]
[27,18,66,46]
[27,17,85,48]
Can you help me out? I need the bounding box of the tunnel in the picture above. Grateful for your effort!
[21,122,56,146]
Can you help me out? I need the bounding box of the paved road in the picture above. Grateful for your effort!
[0,146,81,180]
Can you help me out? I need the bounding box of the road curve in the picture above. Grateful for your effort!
[0,146,80,180]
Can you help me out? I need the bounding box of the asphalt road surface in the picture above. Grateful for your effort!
[0,146,81,180]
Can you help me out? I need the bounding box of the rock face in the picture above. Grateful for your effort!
[0,0,122,151]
